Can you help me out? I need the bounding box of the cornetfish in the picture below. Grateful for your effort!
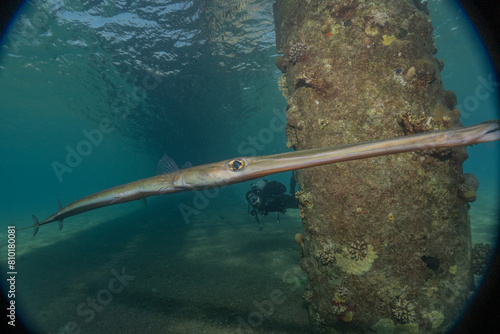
[19,121,500,236]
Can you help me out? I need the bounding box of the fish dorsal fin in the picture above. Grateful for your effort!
[157,154,180,175]
[156,155,192,175]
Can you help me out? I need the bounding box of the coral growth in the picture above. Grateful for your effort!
[457,183,477,202]
[294,65,333,96]
[444,90,457,109]
[413,59,437,84]
[287,42,307,65]
[295,68,317,89]
[382,34,397,46]
[447,108,462,128]
[313,312,327,333]
[392,297,416,323]
[320,23,331,35]
[332,300,348,315]
[449,265,457,275]
[399,110,430,134]
[317,248,335,265]
[278,74,288,98]
[405,66,416,81]
[303,289,313,302]
[462,173,479,191]
[337,286,348,300]
[431,104,452,129]
[415,147,453,161]
[328,0,359,21]
[370,9,390,26]
[337,243,378,275]
[349,240,368,261]
[331,292,353,322]
[296,190,314,208]
[295,233,304,249]
[275,56,289,73]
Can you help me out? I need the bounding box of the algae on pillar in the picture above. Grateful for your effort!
[274,0,476,332]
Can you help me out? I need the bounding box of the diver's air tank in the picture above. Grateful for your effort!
[274,0,474,332]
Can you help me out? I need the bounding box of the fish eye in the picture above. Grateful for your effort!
[228,159,246,171]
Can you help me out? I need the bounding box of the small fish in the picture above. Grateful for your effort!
[19,121,500,235]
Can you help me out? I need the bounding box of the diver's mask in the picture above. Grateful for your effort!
[246,191,261,206]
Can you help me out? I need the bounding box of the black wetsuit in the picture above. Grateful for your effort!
[249,179,298,216]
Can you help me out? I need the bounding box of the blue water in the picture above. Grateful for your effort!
[0,0,498,333]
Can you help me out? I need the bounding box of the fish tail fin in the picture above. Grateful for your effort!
[16,215,41,235]
[31,215,40,236]
[57,199,64,231]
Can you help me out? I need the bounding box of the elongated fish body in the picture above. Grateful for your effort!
[21,121,500,235]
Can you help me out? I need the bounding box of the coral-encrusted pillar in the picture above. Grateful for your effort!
[274,0,476,332]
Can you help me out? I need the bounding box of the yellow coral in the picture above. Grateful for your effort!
[337,244,378,275]
[295,233,304,249]
[333,293,346,303]
[449,265,457,275]
[405,66,416,81]
[342,311,353,322]
[365,26,378,36]
[278,74,288,98]
[382,34,397,45]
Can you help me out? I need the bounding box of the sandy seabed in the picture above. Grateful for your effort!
[10,204,310,334]
[5,184,498,334]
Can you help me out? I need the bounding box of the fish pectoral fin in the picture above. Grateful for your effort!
[140,198,148,207]
[58,219,64,231]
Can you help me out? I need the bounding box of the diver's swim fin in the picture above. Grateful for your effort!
[31,215,40,236]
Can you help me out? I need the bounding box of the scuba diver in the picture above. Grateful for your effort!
[246,173,298,229]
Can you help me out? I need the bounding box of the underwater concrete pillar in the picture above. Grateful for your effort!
[274,0,476,332]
